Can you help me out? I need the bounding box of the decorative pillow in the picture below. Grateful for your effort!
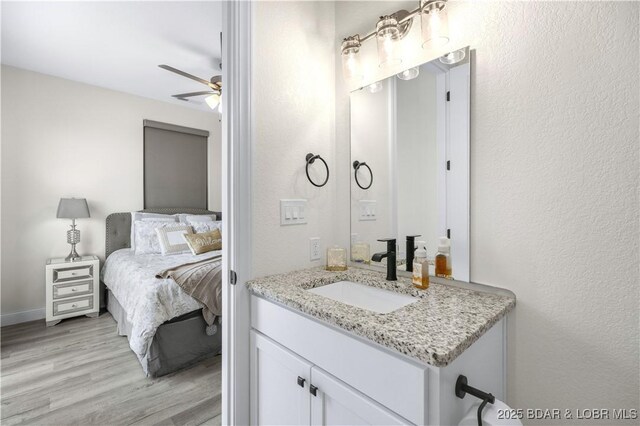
[189,220,223,234]
[183,229,222,255]
[130,212,177,250]
[155,225,194,255]
[134,221,181,255]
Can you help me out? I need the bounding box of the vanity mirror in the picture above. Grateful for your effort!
[350,47,470,281]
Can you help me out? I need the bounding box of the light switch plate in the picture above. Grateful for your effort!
[280,199,307,225]
[358,200,377,221]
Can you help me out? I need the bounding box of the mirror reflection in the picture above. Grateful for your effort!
[350,47,470,281]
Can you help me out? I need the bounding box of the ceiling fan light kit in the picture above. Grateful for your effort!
[159,64,222,111]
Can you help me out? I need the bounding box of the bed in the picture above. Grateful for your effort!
[101,208,223,377]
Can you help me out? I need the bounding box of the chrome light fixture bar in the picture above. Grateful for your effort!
[340,0,449,81]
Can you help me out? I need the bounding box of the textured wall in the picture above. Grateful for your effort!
[251,1,336,277]
[336,0,639,422]
[1,66,221,321]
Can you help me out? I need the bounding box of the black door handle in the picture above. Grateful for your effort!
[297,376,306,387]
[310,384,318,396]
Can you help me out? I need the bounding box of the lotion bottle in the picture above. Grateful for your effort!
[412,241,429,289]
[435,237,452,278]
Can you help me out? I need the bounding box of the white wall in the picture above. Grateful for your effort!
[251,1,336,277]
[336,0,639,422]
[1,65,221,323]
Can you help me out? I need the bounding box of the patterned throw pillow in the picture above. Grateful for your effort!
[155,225,194,255]
[183,229,222,255]
[134,221,183,255]
[189,220,223,234]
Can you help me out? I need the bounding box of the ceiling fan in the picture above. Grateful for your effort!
[158,64,222,110]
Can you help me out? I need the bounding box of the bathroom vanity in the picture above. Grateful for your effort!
[247,268,515,426]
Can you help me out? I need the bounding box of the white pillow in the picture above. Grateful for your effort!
[134,221,181,255]
[178,214,217,223]
[155,225,193,255]
[130,212,177,250]
[189,220,223,234]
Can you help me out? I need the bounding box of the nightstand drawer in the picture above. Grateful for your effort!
[53,280,93,299]
[53,265,94,283]
[53,295,93,316]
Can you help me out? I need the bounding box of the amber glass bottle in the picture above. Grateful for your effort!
[435,237,452,278]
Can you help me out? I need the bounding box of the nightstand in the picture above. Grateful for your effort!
[45,255,100,326]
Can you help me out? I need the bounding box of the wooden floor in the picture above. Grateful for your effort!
[0,313,222,425]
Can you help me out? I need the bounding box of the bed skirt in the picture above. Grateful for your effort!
[107,290,222,377]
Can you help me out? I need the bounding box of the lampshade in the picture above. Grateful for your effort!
[341,36,363,82]
[205,93,221,110]
[56,198,90,219]
[376,15,402,68]
[421,0,449,49]
[397,67,420,81]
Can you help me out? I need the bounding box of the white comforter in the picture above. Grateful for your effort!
[101,248,222,358]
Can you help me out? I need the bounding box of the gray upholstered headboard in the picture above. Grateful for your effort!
[105,208,222,258]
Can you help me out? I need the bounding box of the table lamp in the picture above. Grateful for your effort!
[56,198,90,261]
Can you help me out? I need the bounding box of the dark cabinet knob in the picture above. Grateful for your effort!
[310,384,318,396]
[297,376,306,387]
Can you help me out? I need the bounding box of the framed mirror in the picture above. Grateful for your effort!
[350,47,470,281]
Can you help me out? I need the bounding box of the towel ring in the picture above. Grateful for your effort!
[306,153,329,188]
[353,160,373,190]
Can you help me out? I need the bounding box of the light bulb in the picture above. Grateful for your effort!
[205,93,220,110]
[366,81,383,94]
[397,67,420,81]
[421,0,449,49]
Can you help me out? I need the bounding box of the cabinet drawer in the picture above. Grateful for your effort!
[53,280,93,299]
[53,295,93,316]
[53,265,93,283]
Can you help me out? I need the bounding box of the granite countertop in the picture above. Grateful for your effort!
[246,267,515,367]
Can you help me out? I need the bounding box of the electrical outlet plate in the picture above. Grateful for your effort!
[280,199,307,226]
[358,200,377,221]
[310,237,321,261]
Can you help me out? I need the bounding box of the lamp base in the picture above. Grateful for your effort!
[65,243,81,262]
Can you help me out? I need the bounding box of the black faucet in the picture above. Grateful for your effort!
[405,235,421,272]
[371,238,397,281]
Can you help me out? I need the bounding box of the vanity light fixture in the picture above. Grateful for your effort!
[366,81,383,93]
[341,35,363,81]
[439,48,466,65]
[376,15,403,68]
[420,0,449,49]
[340,0,451,78]
[397,66,420,81]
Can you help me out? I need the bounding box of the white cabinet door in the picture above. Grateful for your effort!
[310,367,408,426]
[250,331,312,425]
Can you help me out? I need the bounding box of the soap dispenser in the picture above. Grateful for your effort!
[412,241,429,289]
[435,237,452,278]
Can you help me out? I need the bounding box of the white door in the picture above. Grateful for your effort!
[310,366,407,426]
[250,331,312,425]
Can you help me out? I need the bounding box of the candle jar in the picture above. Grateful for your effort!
[326,246,348,271]
[351,242,370,264]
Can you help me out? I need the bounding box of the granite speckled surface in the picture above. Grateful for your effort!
[246,267,515,367]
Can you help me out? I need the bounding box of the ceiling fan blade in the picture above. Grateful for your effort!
[159,65,213,87]
[171,91,215,98]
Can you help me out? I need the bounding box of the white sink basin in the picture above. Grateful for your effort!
[307,281,418,314]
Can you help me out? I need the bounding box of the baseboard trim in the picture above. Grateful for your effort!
[1,308,46,327]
